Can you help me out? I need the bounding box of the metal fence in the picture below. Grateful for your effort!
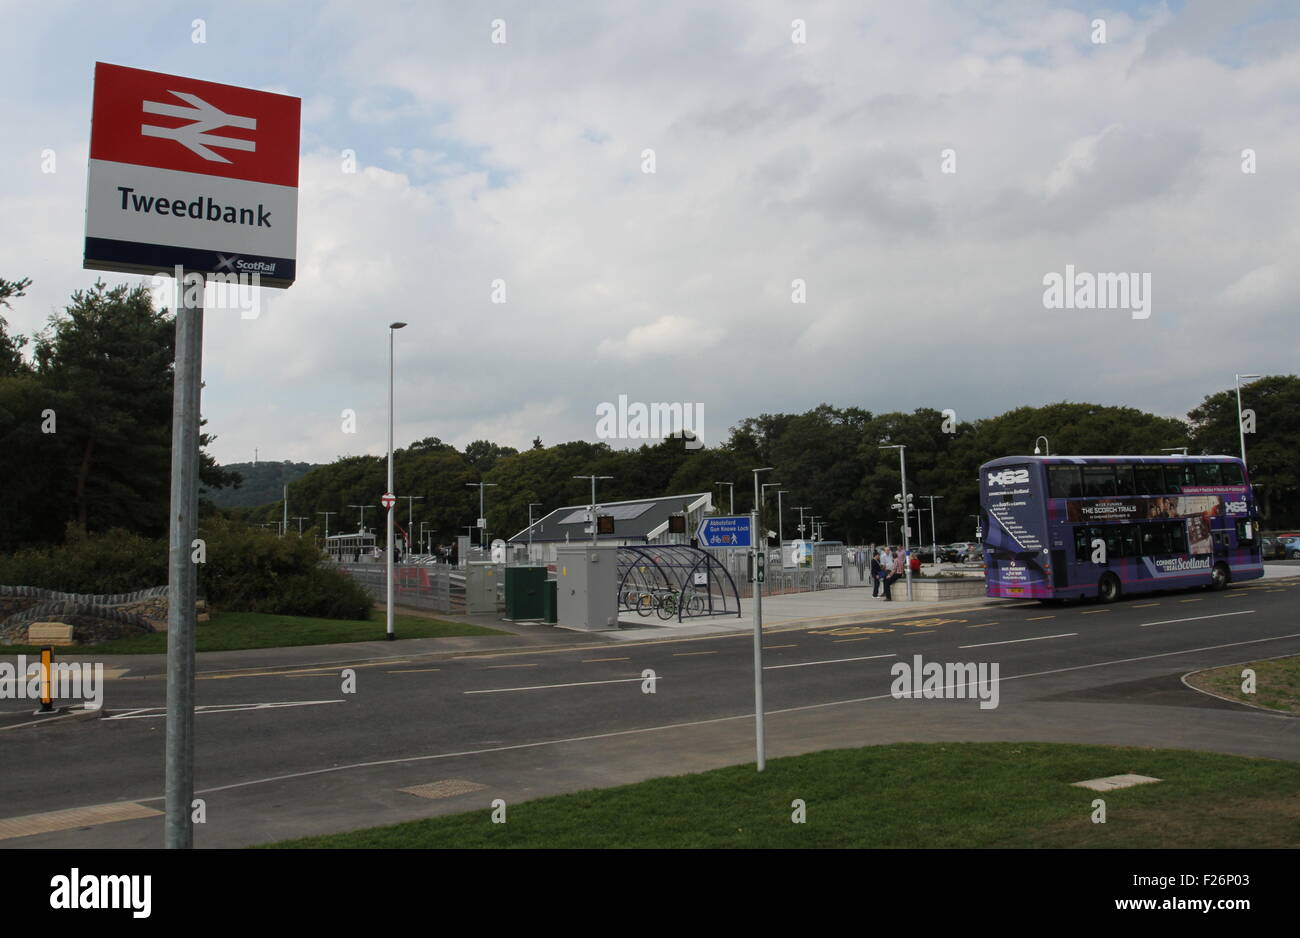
[707,542,857,597]
[338,562,461,614]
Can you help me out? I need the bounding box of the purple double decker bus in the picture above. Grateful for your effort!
[979,455,1264,603]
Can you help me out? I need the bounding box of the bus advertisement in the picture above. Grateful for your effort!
[979,455,1264,602]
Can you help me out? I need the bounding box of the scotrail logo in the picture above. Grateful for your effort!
[0,656,103,710]
[890,654,1000,709]
[595,395,704,450]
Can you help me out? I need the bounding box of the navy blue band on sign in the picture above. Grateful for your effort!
[84,237,295,288]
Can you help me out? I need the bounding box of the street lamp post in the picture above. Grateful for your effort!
[714,481,735,515]
[465,482,499,552]
[879,520,891,548]
[880,443,913,601]
[920,495,944,566]
[386,321,406,641]
[775,490,787,544]
[1034,436,1050,456]
[574,475,612,544]
[348,504,371,535]
[527,502,543,562]
[1235,373,1261,465]
[292,516,309,535]
[316,511,336,543]
[399,495,424,557]
[751,466,774,771]
[761,483,781,540]
[418,522,434,556]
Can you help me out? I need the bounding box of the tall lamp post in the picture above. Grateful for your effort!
[1033,436,1050,456]
[399,495,424,557]
[714,481,735,515]
[386,321,406,641]
[920,495,944,565]
[348,504,371,536]
[761,482,782,539]
[465,482,499,552]
[1235,373,1261,465]
[527,502,544,562]
[750,466,774,771]
[317,511,336,543]
[574,475,612,544]
[793,506,811,542]
[880,443,913,601]
[775,490,788,544]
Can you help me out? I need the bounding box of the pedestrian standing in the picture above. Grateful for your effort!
[883,547,905,601]
[870,547,882,597]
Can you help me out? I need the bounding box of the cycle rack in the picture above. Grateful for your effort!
[615,545,742,622]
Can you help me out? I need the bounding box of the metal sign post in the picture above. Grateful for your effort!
[164,275,202,849]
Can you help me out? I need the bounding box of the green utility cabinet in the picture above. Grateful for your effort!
[504,566,548,620]
[543,579,558,623]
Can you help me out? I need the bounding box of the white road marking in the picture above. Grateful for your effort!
[960,633,1077,649]
[764,653,896,671]
[1139,611,1255,629]
[40,632,1300,814]
[465,677,648,695]
[102,699,343,720]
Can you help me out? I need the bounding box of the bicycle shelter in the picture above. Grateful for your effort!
[616,545,741,622]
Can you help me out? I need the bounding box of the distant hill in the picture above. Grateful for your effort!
[208,460,321,509]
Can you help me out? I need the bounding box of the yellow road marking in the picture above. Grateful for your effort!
[1080,609,1110,615]
[582,657,630,663]
[766,644,798,649]
[0,802,161,842]
[833,637,873,643]
[904,630,937,636]
[387,668,441,674]
[673,651,717,657]
[1134,603,1159,608]
[1027,616,1055,621]
[893,618,967,629]
[1179,598,1204,603]
[201,660,411,680]
[966,622,997,628]
[811,626,893,636]
[1224,592,1248,598]
[486,663,538,669]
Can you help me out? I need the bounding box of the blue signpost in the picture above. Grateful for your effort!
[696,515,752,548]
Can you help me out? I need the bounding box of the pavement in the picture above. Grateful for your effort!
[1,566,1297,847]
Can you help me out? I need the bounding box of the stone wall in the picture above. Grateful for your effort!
[0,585,192,646]
[908,578,988,601]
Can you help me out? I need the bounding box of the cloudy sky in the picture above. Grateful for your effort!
[2,0,1298,466]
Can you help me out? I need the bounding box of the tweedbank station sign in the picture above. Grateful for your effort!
[84,62,300,288]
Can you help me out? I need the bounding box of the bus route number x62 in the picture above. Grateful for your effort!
[987,469,1030,486]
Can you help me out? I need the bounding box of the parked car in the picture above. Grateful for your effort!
[1280,536,1300,559]
[941,542,981,563]
[1260,537,1285,560]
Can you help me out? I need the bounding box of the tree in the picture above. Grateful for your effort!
[0,276,33,377]
[1188,375,1300,526]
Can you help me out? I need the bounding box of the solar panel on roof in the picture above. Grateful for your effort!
[556,502,655,525]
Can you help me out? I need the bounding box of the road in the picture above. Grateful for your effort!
[2,575,1298,847]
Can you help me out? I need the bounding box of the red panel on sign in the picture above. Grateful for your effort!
[89,62,300,188]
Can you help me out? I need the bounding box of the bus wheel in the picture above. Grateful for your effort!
[1098,573,1121,603]
[1210,562,1230,591]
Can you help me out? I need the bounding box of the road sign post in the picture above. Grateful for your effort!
[84,63,300,849]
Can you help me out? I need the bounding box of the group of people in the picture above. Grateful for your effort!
[865,545,921,601]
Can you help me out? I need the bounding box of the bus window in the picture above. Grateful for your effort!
[1121,525,1139,557]
[1134,465,1163,495]
[1168,521,1188,554]
[1220,462,1244,485]
[1082,466,1116,498]
[1169,464,1196,493]
[1194,463,1221,485]
[1104,526,1123,560]
[1114,465,1136,496]
[1049,466,1082,498]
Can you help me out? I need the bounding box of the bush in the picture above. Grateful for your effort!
[0,519,372,620]
[0,524,167,594]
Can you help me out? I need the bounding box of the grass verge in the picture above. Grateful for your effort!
[1,610,503,655]
[266,741,1300,848]
[1185,655,1300,715]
